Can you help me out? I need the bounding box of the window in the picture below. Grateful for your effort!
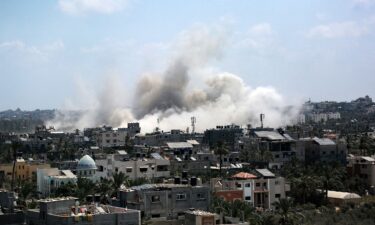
[176,193,187,200]
[245,196,251,201]
[275,180,279,185]
[126,168,132,173]
[115,167,119,172]
[151,195,160,203]
[236,183,242,188]
[275,194,281,198]
[263,182,267,187]
[245,183,251,188]
[197,193,206,200]
[140,167,148,173]
[362,165,367,169]
[256,183,260,187]
[151,214,160,218]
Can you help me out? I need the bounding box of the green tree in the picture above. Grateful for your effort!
[273,198,304,225]
[18,181,36,208]
[112,172,129,194]
[96,178,113,203]
[76,177,95,202]
[214,141,229,177]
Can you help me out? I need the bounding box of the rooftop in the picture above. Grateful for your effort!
[128,183,193,191]
[166,142,193,149]
[254,131,286,141]
[256,169,275,178]
[232,172,257,179]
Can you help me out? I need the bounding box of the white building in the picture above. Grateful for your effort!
[95,152,170,181]
[37,168,77,198]
[309,112,341,123]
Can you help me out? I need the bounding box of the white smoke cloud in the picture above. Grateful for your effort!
[48,23,301,132]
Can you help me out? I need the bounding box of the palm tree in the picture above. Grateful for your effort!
[214,141,229,177]
[273,198,303,225]
[112,172,129,195]
[76,177,95,202]
[318,165,344,202]
[18,181,35,208]
[291,174,320,204]
[96,178,113,203]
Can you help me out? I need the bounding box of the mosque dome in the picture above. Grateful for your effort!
[77,155,97,170]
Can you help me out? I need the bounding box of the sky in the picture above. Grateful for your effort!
[1,0,375,111]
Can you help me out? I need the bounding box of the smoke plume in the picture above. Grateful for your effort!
[48,24,301,132]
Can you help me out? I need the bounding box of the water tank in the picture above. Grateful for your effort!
[190,177,197,186]
[174,177,181,184]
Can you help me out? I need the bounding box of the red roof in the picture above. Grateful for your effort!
[232,172,257,179]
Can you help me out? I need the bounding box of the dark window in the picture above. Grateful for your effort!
[275,194,281,198]
[245,196,251,201]
[176,193,187,200]
[151,195,160,203]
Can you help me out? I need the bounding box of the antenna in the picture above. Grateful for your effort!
[260,113,265,128]
[191,116,196,134]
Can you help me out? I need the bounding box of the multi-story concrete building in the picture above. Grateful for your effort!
[347,155,375,194]
[26,197,141,225]
[297,137,347,165]
[240,129,296,169]
[118,183,210,219]
[0,158,50,183]
[95,152,170,181]
[134,130,201,147]
[214,169,289,210]
[97,128,128,148]
[203,125,243,151]
[307,112,341,123]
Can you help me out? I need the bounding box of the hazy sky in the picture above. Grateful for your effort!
[1,0,375,111]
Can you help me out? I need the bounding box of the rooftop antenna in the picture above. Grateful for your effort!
[191,116,196,134]
[260,113,265,128]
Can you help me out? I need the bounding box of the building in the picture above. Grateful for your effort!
[241,129,296,169]
[0,190,25,225]
[203,125,243,151]
[26,197,141,225]
[134,130,200,147]
[117,183,210,219]
[307,112,341,123]
[347,155,375,193]
[214,169,289,210]
[297,137,347,165]
[95,152,169,181]
[0,158,50,183]
[96,127,128,148]
[326,190,361,206]
[184,209,217,225]
[37,168,77,198]
[76,155,97,180]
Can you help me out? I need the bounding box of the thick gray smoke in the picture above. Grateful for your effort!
[48,24,301,132]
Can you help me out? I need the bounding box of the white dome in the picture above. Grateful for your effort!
[77,155,97,170]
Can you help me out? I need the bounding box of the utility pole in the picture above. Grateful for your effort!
[260,114,265,128]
